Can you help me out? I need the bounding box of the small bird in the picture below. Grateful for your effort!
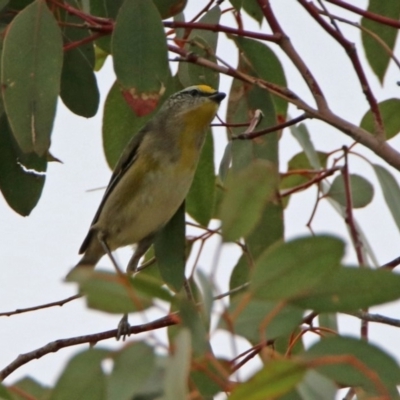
[74,85,225,273]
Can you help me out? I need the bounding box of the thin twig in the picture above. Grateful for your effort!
[348,311,400,328]
[298,0,384,139]
[0,314,178,381]
[0,295,81,317]
[257,0,328,111]
[233,114,308,140]
[325,0,400,29]
[280,167,341,198]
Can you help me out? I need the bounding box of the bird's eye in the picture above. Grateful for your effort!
[190,89,199,96]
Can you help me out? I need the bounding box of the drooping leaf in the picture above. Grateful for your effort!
[305,336,400,397]
[153,0,187,19]
[178,6,221,88]
[0,114,46,215]
[288,151,328,171]
[186,131,215,226]
[5,377,50,400]
[360,98,400,139]
[226,64,282,259]
[1,0,63,155]
[251,236,344,300]
[220,298,303,343]
[0,383,12,400]
[164,329,191,400]
[50,349,108,400]
[102,81,151,169]
[290,123,322,170]
[154,203,186,292]
[327,174,374,208]
[232,36,288,118]
[67,269,172,314]
[60,0,99,117]
[219,159,277,242]
[361,1,400,83]
[373,164,400,234]
[191,358,230,398]
[296,370,337,400]
[242,1,263,24]
[108,343,155,400]
[229,254,251,297]
[295,266,400,312]
[230,360,306,400]
[177,298,211,356]
[112,0,170,116]
[90,0,123,53]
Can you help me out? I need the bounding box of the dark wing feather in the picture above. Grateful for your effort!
[79,128,149,254]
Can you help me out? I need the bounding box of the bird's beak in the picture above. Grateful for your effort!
[210,91,226,104]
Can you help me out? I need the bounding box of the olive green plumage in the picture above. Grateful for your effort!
[74,85,225,273]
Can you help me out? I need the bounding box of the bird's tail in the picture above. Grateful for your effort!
[66,239,104,279]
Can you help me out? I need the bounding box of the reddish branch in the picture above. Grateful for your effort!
[257,0,328,111]
[234,114,308,140]
[0,314,178,381]
[0,295,81,317]
[298,0,384,139]
[164,20,279,43]
[325,0,400,29]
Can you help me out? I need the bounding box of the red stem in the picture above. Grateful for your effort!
[326,0,400,29]
[299,0,384,138]
[164,20,279,43]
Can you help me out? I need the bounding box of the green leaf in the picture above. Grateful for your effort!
[360,98,400,139]
[164,329,191,400]
[242,1,263,24]
[305,336,400,397]
[221,298,303,343]
[196,270,214,330]
[102,81,151,169]
[10,377,50,400]
[290,123,321,170]
[67,269,172,314]
[50,349,108,400]
[297,371,337,400]
[154,203,186,292]
[288,151,328,171]
[1,0,63,155]
[186,131,215,226]
[230,360,306,400]
[191,358,229,397]
[220,159,277,242]
[178,6,221,88]
[152,0,187,19]
[251,236,344,301]
[229,0,242,11]
[229,254,250,297]
[0,384,13,400]
[373,164,400,234]
[361,1,400,83]
[295,267,400,312]
[112,0,170,116]
[60,1,99,118]
[0,114,46,215]
[108,343,155,400]
[90,0,124,53]
[232,36,288,117]
[327,174,374,208]
[178,298,211,356]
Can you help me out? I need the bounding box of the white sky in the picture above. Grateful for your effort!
[2,0,400,396]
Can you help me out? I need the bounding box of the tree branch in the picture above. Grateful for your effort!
[325,0,400,29]
[0,314,178,381]
[298,0,384,139]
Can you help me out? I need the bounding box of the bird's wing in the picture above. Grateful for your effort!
[79,127,149,254]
